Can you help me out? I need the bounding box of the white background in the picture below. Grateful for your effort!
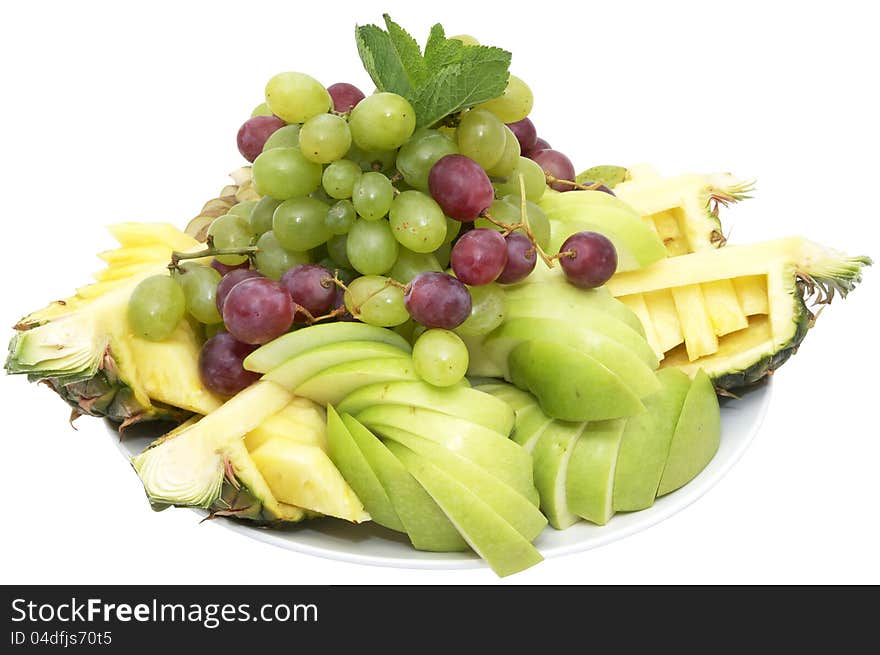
[1,0,878,585]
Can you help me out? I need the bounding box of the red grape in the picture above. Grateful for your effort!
[216,269,263,313]
[198,332,260,396]
[222,277,295,344]
[428,155,494,221]
[497,232,537,284]
[404,272,472,329]
[506,118,537,153]
[450,228,508,286]
[558,231,618,289]
[525,137,552,159]
[237,115,285,163]
[211,258,251,276]
[531,149,576,191]
[574,182,616,196]
[280,263,336,322]
[327,83,366,113]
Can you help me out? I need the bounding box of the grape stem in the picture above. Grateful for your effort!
[543,175,605,191]
[168,243,259,270]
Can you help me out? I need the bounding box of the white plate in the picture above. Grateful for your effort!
[116,382,770,570]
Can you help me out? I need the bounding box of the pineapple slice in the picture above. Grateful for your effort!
[734,275,770,315]
[670,285,718,361]
[244,399,328,452]
[644,290,684,354]
[701,279,749,336]
[617,293,662,357]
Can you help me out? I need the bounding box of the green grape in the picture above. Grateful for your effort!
[443,215,461,244]
[204,322,225,339]
[434,241,452,269]
[327,234,352,269]
[475,197,550,250]
[476,75,533,123]
[346,219,399,275]
[352,171,394,221]
[251,102,273,117]
[485,125,521,177]
[299,113,352,164]
[456,109,507,170]
[265,72,330,123]
[349,92,416,151]
[395,129,459,190]
[325,199,356,235]
[322,159,362,199]
[450,34,480,46]
[272,197,332,251]
[389,247,442,283]
[255,231,309,280]
[412,329,469,387]
[228,200,258,221]
[127,275,186,342]
[388,191,447,253]
[174,263,222,325]
[455,283,506,336]
[343,275,409,327]
[492,156,546,202]
[309,188,334,204]
[263,124,301,151]
[252,147,322,200]
[249,196,282,236]
[207,214,253,265]
[346,142,397,173]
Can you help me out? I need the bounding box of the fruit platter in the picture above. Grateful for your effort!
[6,16,870,577]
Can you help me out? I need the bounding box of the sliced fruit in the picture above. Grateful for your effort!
[378,430,546,538]
[608,238,871,388]
[243,397,327,452]
[244,322,411,374]
[657,370,721,496]
[701,279,748,336]
[531,420,585,529]
[507,340,645,421]
[355,406,536,504]
[483,318,660,396]
[643,289,683,354]
[388,442,544,577]
[295,357,419,406]
[250,438,368,522]
[326,406,404,531]
[263,340,410,390]
[337,380,515,435]
[618,292,662,357]
[341,414,467,552]
[613,368,692,512]
[670,284,718,361]
[565,419,626,525]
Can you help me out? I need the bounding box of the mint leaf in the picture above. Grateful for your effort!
[355,16,512,128]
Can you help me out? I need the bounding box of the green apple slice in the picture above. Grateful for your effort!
[531,420,586,529]
[355,405,536,504]
[613,368,692,511]
[264,341,409,390]
[341,414,467,552]
[503,280,645,335]
[325,405,404,532]
[508,340,645,422]
[657,370,721,496]
[337,380,515,435]
[565,419,626,525]
[503,298,659,368]
[295,357,419,406]
[387,442,544,578]
[485,318,660,397]
[381,430,546,539]
[245,322,411,373]
[472,382,537,412]
[510,404,554,452]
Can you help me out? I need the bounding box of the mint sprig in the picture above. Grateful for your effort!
[355,15,511,128]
